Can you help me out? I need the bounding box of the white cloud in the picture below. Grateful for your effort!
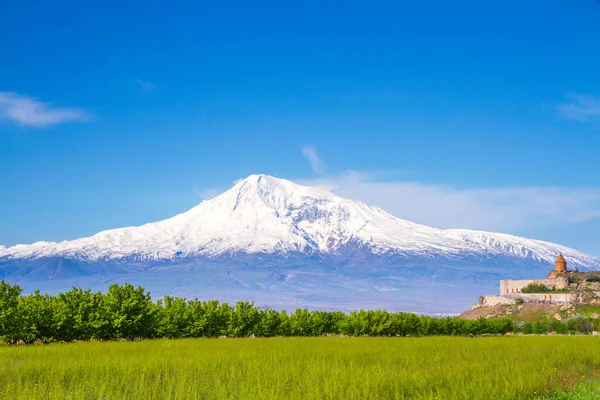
[133,78,156,92]
[301,145,326,175]
[301,171,600,232]
[0,92,88,127]
[557,93,600,122]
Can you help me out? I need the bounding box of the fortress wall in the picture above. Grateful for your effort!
[500,276,569,294]
[474,292,576,309]
[473,295,516,309]
[518,293,574,303]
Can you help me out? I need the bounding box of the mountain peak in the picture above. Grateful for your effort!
[232,174,324,193]
[232,174,296,195]
[215,174,336,214]
[235,173,278,186]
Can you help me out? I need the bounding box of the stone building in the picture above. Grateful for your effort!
[499,254,571,294]
[555,253,567,273]
[547,253,568,278]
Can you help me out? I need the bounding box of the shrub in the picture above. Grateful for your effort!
[532,321,547,335]
[546,319,568,335]
[522,323,534,334]
[521,283,552,293]
[515,298,524,304]
[584,272,600,283]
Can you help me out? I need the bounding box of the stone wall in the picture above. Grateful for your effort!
[517,293,574,303]
[472,295,516,309]
[499,277,569,294]
[473,292,575,309]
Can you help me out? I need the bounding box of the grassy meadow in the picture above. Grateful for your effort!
[1,336,600,399]
[545,379,600,400]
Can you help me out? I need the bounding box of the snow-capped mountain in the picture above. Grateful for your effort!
[1,174,599,313]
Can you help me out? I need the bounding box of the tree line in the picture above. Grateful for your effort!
[1,280,598,344]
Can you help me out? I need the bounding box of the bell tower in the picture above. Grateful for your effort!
[555,253,567,273]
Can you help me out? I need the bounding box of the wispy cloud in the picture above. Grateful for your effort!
[557,93,600,123]
[133,78,156,92]
[301,145,326,175]
[301,171,600,233]
[0,92,88,127]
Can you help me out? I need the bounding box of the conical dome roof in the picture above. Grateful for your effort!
[554,253,567,273]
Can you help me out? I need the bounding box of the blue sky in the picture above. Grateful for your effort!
[1,1,600,255]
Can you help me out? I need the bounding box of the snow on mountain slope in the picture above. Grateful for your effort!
[443,229,595,266]
[1,174,599,269]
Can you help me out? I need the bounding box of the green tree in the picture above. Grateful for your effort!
[186,299,231,337]
[102,283,155,340]
[396,312,421,336]
[289,309,313,336]
[156,296,190,339]
[0,280,23,344]
[310,310,345,336]
[17,291,55,344]
[88,291,113,340]
[55,287,98,341]
[257,308,288,337]
[227,301,261,337]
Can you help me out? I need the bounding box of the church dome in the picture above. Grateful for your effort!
[555,253,567,272]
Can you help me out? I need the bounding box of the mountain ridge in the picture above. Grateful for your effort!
[2,174,598,268]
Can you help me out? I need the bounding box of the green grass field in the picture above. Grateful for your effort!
[544,379,600,400]
[1,336,600,399]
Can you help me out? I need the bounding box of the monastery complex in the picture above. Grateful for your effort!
[474,254,600,309]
